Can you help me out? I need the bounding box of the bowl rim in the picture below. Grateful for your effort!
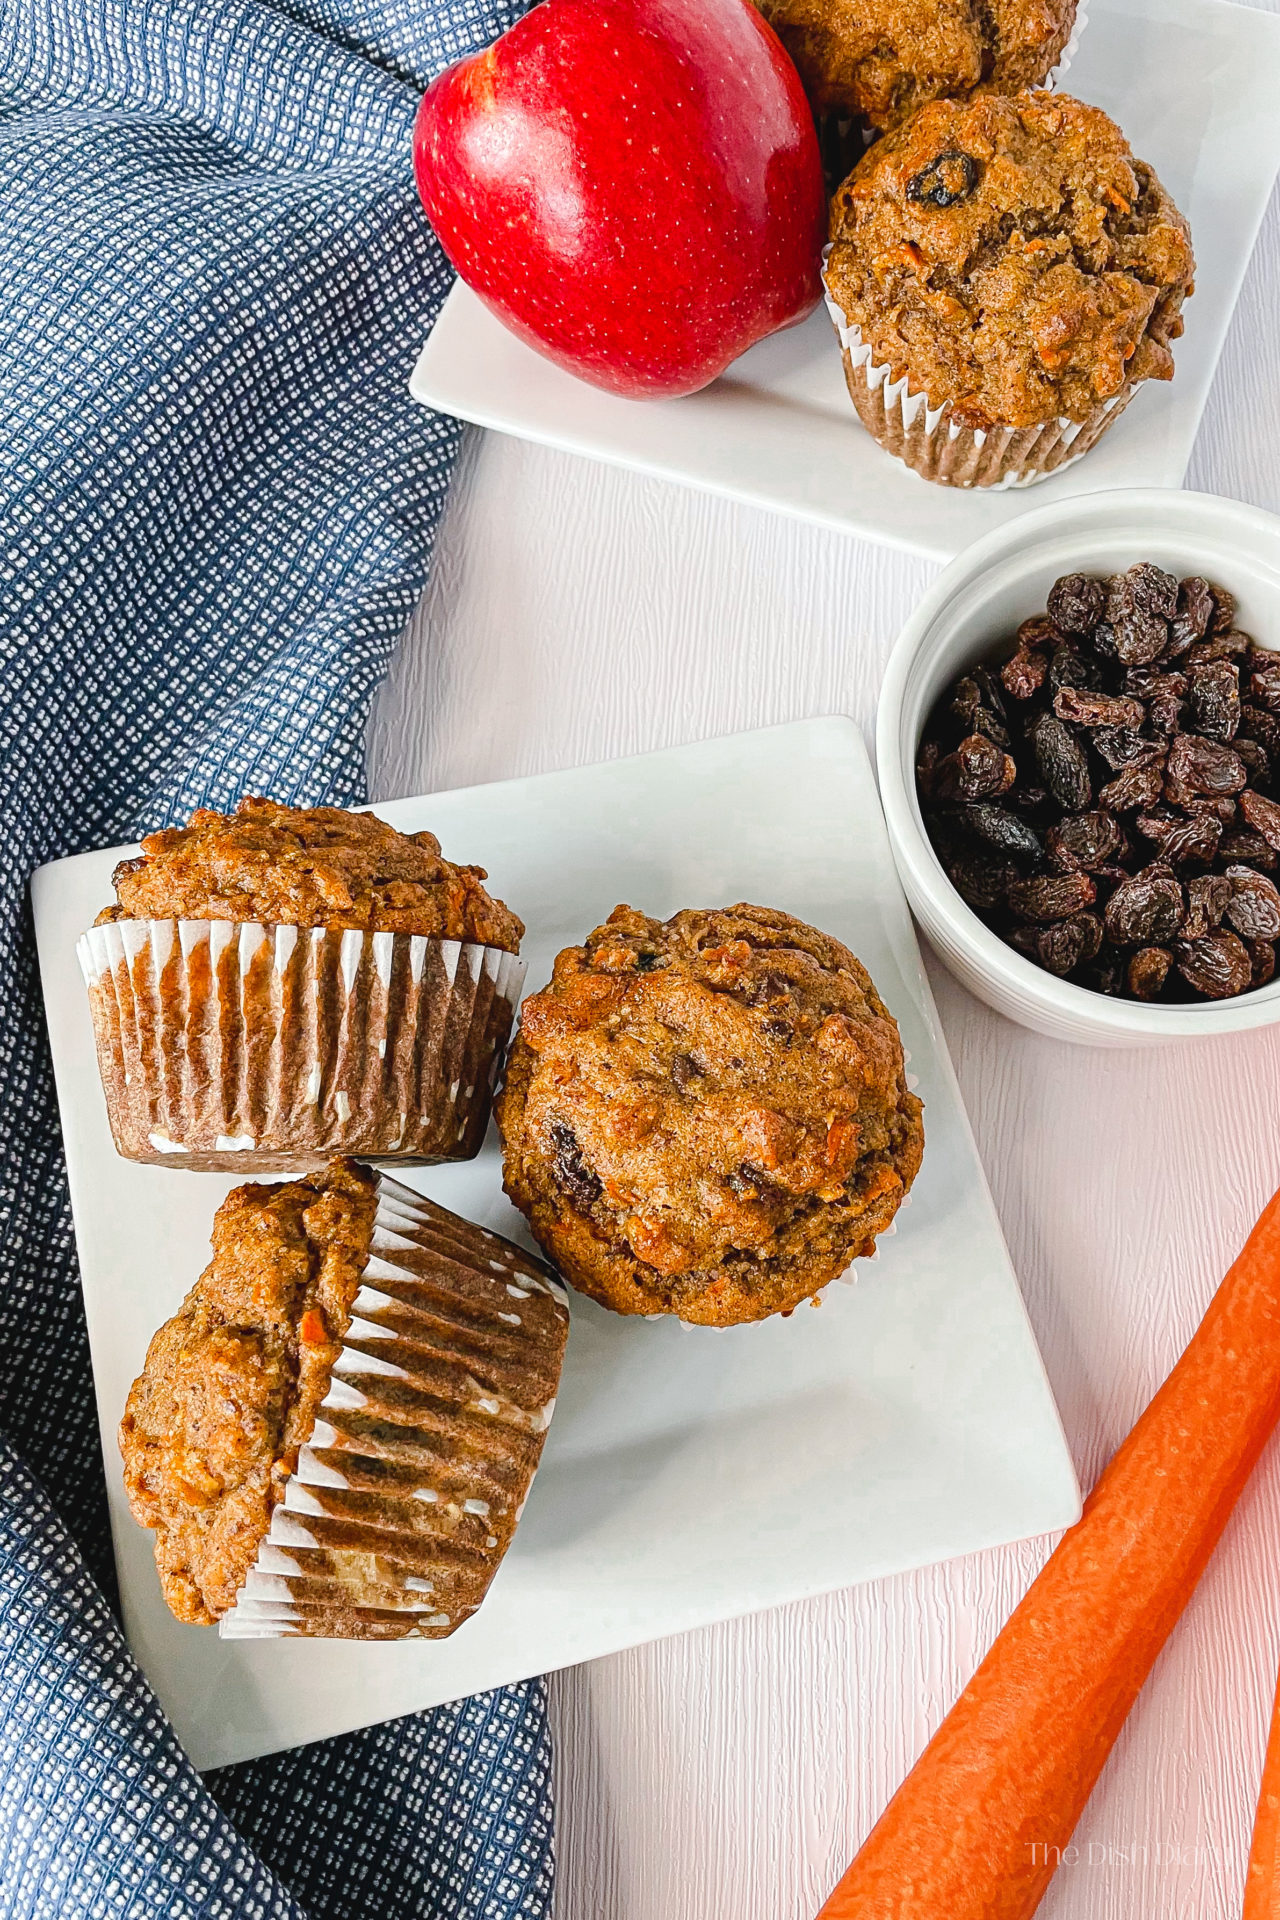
[875,485,1280,1038]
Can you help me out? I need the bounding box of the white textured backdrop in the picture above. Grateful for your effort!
[367,86,1280,1919]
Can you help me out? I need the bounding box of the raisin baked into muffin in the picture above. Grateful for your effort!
[824,92,1194,487]
[752,0,1076,130]
[497,904,924,1326]
[79,797,526,1168]
[120,1158,568,1638]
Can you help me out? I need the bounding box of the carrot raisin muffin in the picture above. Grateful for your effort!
[121,1158,569,1638]
[752,0,1076,130]
[97,796,522,950]
[497,904,924,1326]
[78,798,526,1168]
[824,92,1195,487]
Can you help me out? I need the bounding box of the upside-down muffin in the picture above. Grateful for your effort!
[78,797,526,1168]
[120,1158,569,1638]
[824,92,1194,487]
[752,0,1077,130]
[497,904,924,1326]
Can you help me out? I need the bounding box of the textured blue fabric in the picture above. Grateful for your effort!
[0,1,554,1916]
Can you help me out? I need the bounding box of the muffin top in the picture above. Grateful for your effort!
[95,795,524,951]
[826,93,1195,429]
[753,0,1074,128]
[497,903,924,1324]
[119,1158,378,1625]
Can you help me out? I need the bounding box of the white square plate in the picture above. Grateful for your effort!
[32,719,1079,1771]
[410,0,1280,562]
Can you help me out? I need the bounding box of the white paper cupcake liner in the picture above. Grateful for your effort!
[1047,0,1089,89]
[822,267,1133,489]
[219,1171,569,1640]
[78,919,525,1169]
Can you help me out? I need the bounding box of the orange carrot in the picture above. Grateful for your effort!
[818,1185,1280,1920]
[1244,1657,1280,1919]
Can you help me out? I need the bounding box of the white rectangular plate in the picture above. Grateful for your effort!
[410,0,1280,562]
[32,719,1080,1771]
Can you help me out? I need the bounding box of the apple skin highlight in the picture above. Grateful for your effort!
[413,0,827,398]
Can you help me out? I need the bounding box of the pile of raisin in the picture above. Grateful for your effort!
[917,565,1280,1003]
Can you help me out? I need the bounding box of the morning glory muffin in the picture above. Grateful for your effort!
[752,0,1077,131]
[824,92,1195,487]
[497,904,924,1326]
[78,797,526,1168]
[120,1158,569,1638]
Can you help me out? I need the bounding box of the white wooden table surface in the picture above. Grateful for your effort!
[367,123,1280,1920]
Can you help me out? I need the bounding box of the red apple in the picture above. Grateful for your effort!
[413,0,826,398]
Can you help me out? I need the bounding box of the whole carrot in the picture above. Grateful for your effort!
[1244,1657,1280,1918]
[818,1185,1280,1920]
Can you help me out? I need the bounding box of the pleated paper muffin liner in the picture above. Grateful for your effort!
[77,919,526,1170]
[220,1171,570,1640]
[823,272,1133,489]
[1047,0,1089,89]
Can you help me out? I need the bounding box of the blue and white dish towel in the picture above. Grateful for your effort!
[0,1,555,1913]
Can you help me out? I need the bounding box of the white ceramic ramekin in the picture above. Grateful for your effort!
[876,489,1280,1047]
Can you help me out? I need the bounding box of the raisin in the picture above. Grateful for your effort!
[1248,940,1277,987]
[916,740,942,795]
[1098,759,1166,813]
[1067,911,1104,964]
[1048,643,1102,694]
[1167,576,1214,654]
[1046,811,1122,873]
[1052,688,1145,729]
[1209,584,1237,633]
[1249,657,1280,713]
[1188,659,1241,740]
[1240,706,1280,761]
[1047,574,1106,635]
[549,1121,603,1210]
[1175,930,1252,999]
[1241,789,1280,850]
[947,677,983,735]
[952,803,1044,863]
[1127,947,1172,999]
[1031,918,1091,976]
[934,732,1017,801]
[1001,648,1048,700]
[1031,712,1092,812]
[1007,872,1097,921]
[1134,809,1222,866]
[1094,726,1155,771]
[1165,734,1247,799]
[1079,950,1126,996]
[1016,615,1061,652]
[1219,830,1278,873]
[1107,564,1176,665]
[1236,737,1271,785]
[748,969,791,1007]
[971,705,1012,750]
[1181,873,1232,940]
[1224,867,1280,941]
[1092,622,1119,661]
[670,1052,706,1091]
[1187,630,1251,666]
[1007,785,1053,819]
[907,148,979,206]
[972,664,1009,719]
[1126,668,1185,735]
[1185,794,1240,825]
[1104,866,1183,945]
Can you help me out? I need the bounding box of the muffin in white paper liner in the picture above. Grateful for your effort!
[822,270,1133,490]
[219,1171,569,1641]
[1046,0,1089,89]
[77,918,525,1169]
